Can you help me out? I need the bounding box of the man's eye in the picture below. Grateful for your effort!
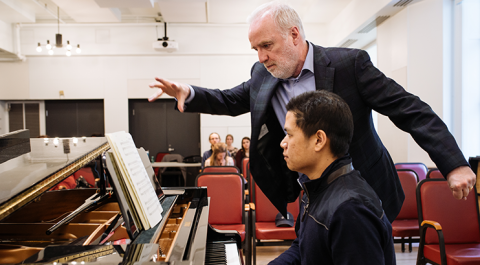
[263,44,270,48]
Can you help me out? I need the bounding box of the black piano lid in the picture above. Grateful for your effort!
[0,136,109,221]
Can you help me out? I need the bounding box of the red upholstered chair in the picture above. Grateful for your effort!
[392,169,419,252]
[153,152,169,178]
[245,160,255,204]
[202,166,240,174]
[196,172,251,265]
[242,157,249,176]
[50,175,77,190]
[426,168,444,179]
[395,162,428,182]
[416,179,480,265]
[250,182,300,265]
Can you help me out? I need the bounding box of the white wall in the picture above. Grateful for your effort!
[376,0,453,167]
[1,23,330,152]
[0,20,13,52]
[1,1,461,163]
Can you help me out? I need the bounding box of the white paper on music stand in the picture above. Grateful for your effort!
[106,131,162,229]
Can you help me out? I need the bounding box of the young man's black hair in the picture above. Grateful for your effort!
[286,90,354,157]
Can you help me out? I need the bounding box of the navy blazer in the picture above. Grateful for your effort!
[185,44,468,222]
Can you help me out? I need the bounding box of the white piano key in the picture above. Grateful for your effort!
[225,242,241,265]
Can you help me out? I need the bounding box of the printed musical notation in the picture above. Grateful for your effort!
[106,131,163,230]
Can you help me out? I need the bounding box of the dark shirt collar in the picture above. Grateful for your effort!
[299,155,353,193]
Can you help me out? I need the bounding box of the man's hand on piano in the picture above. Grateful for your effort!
[447,165,476,200]
[148,77,191,112]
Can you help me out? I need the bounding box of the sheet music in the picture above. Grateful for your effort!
[106,131,162,230]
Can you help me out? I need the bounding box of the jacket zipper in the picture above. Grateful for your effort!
[301,184,309,222]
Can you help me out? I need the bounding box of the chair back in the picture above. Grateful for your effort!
[395,162,428,182]
[156,152,169,162]
[202,166,239,174]
[242,157,249,175]
[396,169,418,220]
[417,179,480,244]
[254,183,299,222]
[426,168,444,179]
[196,173,245,225]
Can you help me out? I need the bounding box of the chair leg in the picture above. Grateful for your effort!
[408,237,412,253]
[401,238,405,252]
[253,239,256,265]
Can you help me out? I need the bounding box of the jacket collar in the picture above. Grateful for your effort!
[301,155,354,195]
[312,43,335,93]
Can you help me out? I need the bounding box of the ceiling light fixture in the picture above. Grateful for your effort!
[36,6,81,56]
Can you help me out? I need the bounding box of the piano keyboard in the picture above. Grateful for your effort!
[205,241,241,265]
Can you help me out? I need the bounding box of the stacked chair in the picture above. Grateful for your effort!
[391,169,419,252]
[416,178,480,264]
[395,162,428,182]
[202,166,240,174]
[426,168,444,179]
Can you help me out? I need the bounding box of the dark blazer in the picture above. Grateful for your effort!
[185,44,468,222]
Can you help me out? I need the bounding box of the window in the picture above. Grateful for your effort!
[454,0,480,158]
[7,102,41,138]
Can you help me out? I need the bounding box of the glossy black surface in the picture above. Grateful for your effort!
[0,130,30,164]
[0,137,107,205]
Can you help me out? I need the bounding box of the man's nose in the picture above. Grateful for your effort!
[280,138,287,149]
[258,50,268,64]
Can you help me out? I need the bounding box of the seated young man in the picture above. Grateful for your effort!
[270,90,395,265]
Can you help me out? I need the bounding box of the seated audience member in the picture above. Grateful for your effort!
[235,137,250,173]
[269,90,395,265]
[202,132,230,168]
[225,134,239,158]
[204,142,235,167]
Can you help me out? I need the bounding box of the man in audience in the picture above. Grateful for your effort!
[202,132,220,168]
[149,2,475,222]
[270,90,395,265]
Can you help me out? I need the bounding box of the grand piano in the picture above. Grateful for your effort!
[0,130,243,264]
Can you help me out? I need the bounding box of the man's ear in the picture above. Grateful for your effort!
[314,130,327,152]
[290,26,301,45]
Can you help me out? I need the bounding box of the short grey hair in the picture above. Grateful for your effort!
[247,1,306,40]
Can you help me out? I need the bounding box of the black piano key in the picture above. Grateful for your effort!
[205,241,228,265]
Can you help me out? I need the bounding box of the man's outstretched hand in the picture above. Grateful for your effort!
[447,166,476,200]
[148,77,191,112]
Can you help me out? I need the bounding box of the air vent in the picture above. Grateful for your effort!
[358,16,390,33]
[394,0,414,7]
[339,39,358,48]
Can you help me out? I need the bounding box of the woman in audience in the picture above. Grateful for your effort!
[205,142,235,167]
[235,137,250,173]
[225,134,238,158]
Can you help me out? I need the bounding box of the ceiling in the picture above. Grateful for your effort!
[1,0,353,25]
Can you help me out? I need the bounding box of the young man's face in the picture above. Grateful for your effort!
[280,111,317,174]
[209,133,220,146]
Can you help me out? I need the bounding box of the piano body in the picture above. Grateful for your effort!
[0,130,243,264]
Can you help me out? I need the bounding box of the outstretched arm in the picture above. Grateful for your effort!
[354,49,476,200]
